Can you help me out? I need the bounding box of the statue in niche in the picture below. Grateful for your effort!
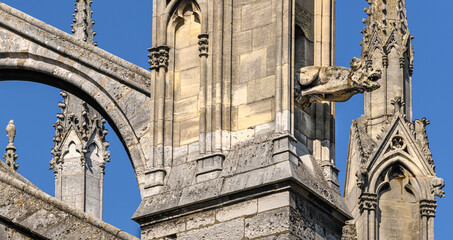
[295,57,381,109]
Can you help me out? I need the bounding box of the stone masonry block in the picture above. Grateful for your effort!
[216,199,257,222]
[186,210,215,231]
[258,191,291,213]
[245,207,290,239]
[241,0,272,31]
[239,48,267,83]
[247,75,275,103]
[237,98,273,130]
[178,218,244,240]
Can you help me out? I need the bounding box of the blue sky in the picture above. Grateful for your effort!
[0,0,451,239]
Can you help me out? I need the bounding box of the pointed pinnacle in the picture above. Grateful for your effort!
[71,0,96,45]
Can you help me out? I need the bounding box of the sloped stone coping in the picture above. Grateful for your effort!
[0,168,140,240]
[0,3,150,95]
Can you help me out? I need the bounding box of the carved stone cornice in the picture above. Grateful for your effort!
[359,193,378,212]
[198,33,209,57]
[420,200,437,218]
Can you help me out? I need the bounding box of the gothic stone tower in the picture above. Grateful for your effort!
[132,0,353,239]
[49,0,110,219]
[343,0,445,239]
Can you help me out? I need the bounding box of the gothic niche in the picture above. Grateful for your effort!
[168,0,201,147]
[376,164,419,240]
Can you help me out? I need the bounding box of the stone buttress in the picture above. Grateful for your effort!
[343,0,444,239]
[133,0,351,239]
[49,0,110,219]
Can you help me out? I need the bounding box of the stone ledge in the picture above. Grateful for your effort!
[132,160,351,225]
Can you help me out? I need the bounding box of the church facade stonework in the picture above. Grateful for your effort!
[0,0,443,240]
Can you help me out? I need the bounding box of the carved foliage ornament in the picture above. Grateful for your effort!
[359,193,377,212]
[148,46,170,70]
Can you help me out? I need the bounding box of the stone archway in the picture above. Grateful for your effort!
[0,3,151,196]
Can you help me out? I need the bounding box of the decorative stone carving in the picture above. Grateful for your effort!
[355,167,367,190]
[147,48,159,70]
[391,96,405,116]
[359,193,377,212]
[157,46,170,69]
[414,117,435,169]
[198,33,209,57]
[4,120,18,171]
[420,200,437,218]
[431,177,445,198]
[390,135,404,149]
[147,45,169,70]
[295,57,381,109]
[341,222,358,240]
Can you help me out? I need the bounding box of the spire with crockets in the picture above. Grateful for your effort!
[360,0,414,138]
[342,1,444,239]
[49,0,109,219]
[71,0,97,46]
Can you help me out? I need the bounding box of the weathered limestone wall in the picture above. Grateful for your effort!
[137,0,350,239]
[0,160,139,240]
[140,191,344,240]
[231,0,277,132]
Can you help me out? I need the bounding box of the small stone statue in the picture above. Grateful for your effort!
[6,120,15,147]
[4,120,18,171]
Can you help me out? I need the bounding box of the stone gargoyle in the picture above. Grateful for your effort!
[295,57,381,109]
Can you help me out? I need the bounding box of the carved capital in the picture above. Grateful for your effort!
[420,200,437,218]
[382,55,388,67]
[399,57,405,68]
[359,193,377,212]
[198,33,209,57]
[148,46,170,70]
[157,45,170,69]
[147,47,159,70]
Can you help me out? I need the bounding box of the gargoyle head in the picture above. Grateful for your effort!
[349,57,381,92]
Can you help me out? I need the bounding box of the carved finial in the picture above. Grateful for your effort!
[4,120,18,171]
[72,0,96,45]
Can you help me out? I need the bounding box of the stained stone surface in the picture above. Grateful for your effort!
[0,160,139,240]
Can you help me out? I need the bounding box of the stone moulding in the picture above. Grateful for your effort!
[196,153,225,182]
[0,3,151,93]
[272,134,300,166]
[132,159,352,225]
